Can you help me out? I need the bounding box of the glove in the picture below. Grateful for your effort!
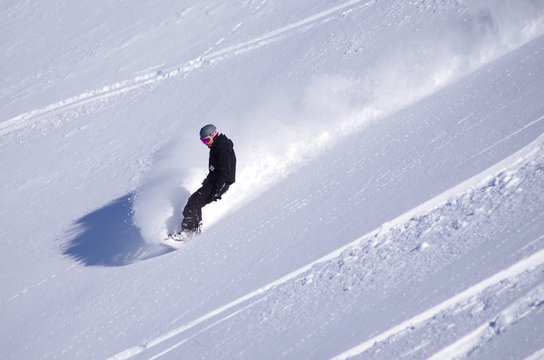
[211,183,226,201]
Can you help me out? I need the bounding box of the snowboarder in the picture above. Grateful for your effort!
[168,124,236,242]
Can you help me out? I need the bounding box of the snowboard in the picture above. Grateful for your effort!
[162,225,201,250]
[161,230,198,249]
[161,237,188,250]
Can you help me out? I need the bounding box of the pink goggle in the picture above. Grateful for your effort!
[201,129,218,144]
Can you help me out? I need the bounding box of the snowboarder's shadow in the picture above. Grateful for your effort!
[62,193,172,266]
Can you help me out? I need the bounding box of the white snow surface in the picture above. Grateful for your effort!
[2,0,544,359]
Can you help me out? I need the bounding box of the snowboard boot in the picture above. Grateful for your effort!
[168,222,202,242]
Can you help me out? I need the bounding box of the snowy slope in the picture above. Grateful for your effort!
[1,1,544,359]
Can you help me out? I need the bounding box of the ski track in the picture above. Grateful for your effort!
[465,114,544,163]
[426,283,544,360]
[333,251,544,360]
[525,347,544,360]
[0,0,373,138]
[109,134,544,360]
[3,264,77,306]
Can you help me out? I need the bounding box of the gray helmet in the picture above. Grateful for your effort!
[199,124,217,139]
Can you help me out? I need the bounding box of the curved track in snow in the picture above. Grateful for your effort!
[0,0,374,138]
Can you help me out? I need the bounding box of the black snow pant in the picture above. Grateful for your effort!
[181,182,230,232]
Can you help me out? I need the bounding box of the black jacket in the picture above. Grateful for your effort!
[204,134,236,192]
